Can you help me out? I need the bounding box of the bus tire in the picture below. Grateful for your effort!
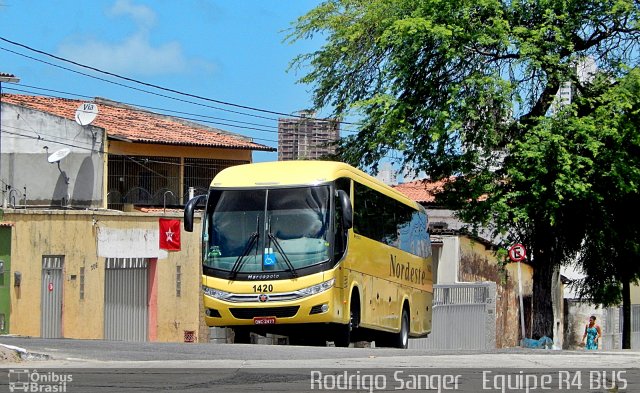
[392,308,410,349]
[334,297,359,347]
[333,311,352,347]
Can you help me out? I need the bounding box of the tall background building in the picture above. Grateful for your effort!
[278,110,340,161]
[551,56,597,114]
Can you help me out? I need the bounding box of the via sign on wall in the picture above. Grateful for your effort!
[508,244,527,262]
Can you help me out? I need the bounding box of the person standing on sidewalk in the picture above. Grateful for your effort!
[582,315,602,350]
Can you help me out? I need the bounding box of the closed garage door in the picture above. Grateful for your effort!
[41,256,64,338]
[104,258,148,341]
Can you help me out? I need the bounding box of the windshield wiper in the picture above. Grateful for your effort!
[267,217,298,278]
[229,217,260,279]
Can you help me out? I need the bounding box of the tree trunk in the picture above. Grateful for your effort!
[622,279,631,349]
[531,259,555,339]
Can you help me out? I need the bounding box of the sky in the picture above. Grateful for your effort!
[0,0,330,162]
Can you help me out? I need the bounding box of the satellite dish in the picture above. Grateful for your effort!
[48,148,71,163]
[75,102,99,126]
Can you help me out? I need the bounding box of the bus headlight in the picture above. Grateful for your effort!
[203,285,232,300]
[297,278,335,297]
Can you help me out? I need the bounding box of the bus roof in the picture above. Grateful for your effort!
[212,160,421,209]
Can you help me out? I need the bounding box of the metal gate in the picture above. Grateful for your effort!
[41,256,64,338]
[409,282,496,350]
[104,258,149,342]
[601,305,640,350]
[632,305,640,350]
[601,307,621,350]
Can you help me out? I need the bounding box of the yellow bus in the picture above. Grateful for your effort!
[184,161,433,348]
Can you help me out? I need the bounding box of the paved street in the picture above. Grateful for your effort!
[1,336,639,368]
[2,337,639,392]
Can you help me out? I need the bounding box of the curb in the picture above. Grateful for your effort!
[1,343,51,361]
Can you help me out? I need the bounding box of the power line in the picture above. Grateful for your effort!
[0,45,280,123]
[4,103,401,166]
[1,44,361,134]
[0,125,250,174]
[13,83,280,131]
[2,118,404,189]
[0,37,363,127]
[3,85,350,145]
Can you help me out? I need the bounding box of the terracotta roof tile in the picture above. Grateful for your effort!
[393,178,450,204]
[1,94,275,151]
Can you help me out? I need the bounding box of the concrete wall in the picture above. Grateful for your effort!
[5,209,203,342]
[1,104,105,208]
[432,235,459,284]
[631,284,640,305]
[457,237,533,348]
[432,233,534,348]
[551,268,564,349]
[563,300,603,350]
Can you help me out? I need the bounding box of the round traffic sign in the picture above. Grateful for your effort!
[508,244,527,262]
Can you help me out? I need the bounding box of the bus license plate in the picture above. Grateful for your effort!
[253,316,276,325]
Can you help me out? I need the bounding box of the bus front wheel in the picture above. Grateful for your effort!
[333,311,352,347]
[334,298,359,347]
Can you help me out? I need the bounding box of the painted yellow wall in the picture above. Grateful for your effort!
[456,236,534,348]
[154,224,201,342]
[457,237,533,295]
[108,141,253,161]
[6,209,202,342]
[504,262,534,296]
[631,283,640,305]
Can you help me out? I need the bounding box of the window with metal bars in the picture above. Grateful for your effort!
[79,266,85,300]
[107,155,248,210]
[176,265,182,298]
[107,155,179,210]
[182,158,248,199]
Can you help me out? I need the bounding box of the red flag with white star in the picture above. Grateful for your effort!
[159,218,181,251]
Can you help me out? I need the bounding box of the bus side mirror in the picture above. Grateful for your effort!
[184,194,206,232]
[337,190,353,230]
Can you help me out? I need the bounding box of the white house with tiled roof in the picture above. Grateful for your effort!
[0,94,274,209]
[0,93,274,343]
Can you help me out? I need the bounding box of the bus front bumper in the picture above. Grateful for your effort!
[202,287,344,327]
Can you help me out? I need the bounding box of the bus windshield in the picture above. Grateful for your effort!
[204,186,331,275]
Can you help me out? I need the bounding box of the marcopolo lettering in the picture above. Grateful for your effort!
[389,255,426,285]
[247,274,280,280]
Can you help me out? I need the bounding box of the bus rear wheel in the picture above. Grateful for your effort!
[391,308,410,349]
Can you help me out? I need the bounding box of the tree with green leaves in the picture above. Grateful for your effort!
[570,69,640,349]
[289,0,639,339]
